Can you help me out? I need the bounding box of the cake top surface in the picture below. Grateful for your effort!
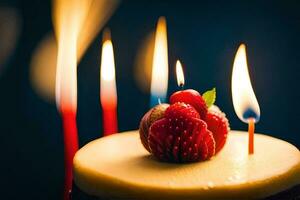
[73,130,300,199]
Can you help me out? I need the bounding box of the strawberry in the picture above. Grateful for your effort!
[139,104,169,152]
[205,106,230,153]
[148,102,215,163]
[170,89,208,119]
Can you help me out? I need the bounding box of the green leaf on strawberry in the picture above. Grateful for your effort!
[202,88,216,108]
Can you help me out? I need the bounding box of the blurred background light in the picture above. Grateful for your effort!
[0,7,21,76]
[134,31,155,93]
[30,33,56,102]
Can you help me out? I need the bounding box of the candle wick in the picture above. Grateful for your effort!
[179,84,184,91]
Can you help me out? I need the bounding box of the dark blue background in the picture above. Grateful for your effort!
[1,0,300,199]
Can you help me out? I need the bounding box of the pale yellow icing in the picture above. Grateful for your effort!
[73,130,300,200]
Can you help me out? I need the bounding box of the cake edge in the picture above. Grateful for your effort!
[73,130,300,200]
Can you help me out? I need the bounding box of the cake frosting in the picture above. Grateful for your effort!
[73,130,300,200]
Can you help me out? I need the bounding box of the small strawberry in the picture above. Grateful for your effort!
[139,104,169,152]
[148,102,215,163]
[205,106,230,153]
[170,89,208,119]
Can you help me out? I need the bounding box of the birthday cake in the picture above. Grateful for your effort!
[73,89,300,199]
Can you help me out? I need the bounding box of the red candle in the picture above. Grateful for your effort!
[52,1,120,199]
[55,37,78,200]
[100,30,118,136]
[54,11,79,197]
[61,109,78,200]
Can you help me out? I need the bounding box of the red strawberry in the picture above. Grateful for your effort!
[148,102,215,163]
[164,101,200,119]
[170,89,208,119]
[205,106,230,153]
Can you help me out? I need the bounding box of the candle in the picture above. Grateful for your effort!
[231,44,260,154]
[100,29,118,136]
[53,1,91,198]
[150,17,169,107]
[54,14,78,200]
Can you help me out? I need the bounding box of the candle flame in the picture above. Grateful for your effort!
[53,0,90,113]
[76,0,119,61]
[53,0,119,112]
[55,29,77,113]
[231,44,260,123]
[100,36,117,109]
[150,16,169,105]
[176,60,185,87]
